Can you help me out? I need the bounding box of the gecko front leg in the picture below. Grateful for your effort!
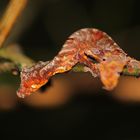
[77,50,99,77]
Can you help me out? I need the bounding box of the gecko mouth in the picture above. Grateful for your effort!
[17,90,26,98]
[17,88,32,98]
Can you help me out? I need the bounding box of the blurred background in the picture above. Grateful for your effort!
[0,0,140,139]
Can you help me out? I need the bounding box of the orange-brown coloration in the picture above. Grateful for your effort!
[17,28,140,98]
[99,61,126,90]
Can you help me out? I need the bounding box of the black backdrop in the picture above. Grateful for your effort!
[0,0,140,139]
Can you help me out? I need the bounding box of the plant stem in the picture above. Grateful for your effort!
[72,64,140,77]
[0,44,140,78]
[122,67,140,77]
[0,0,27,47]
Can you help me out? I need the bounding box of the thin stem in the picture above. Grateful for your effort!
[0,0,27,47]
[72,64,140,77]
[0,44,140,78]
[122,67,140,77]
[0,44,34,73]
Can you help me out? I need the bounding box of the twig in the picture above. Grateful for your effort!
[0,44,34,73]
[122,67,140,77]
[0,0,27,48]
[0,47,139,78]
[0,45,140,78]
[72,64,140,78]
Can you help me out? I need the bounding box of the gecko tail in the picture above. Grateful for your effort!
[98,61,126,90]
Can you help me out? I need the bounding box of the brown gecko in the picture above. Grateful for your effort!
[17,28,140,98]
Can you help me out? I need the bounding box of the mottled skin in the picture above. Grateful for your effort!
[17,28,136,98]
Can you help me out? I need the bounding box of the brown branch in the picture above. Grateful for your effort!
[0,0,27,48]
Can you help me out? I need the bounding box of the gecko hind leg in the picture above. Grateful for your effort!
[84,49,126,90]
[98,61,126,90]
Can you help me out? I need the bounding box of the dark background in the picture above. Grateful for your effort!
[0,0,140,139]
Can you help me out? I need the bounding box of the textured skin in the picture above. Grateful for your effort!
[17,28,136,98]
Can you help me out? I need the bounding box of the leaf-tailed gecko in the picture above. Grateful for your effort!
[17,28,140,98]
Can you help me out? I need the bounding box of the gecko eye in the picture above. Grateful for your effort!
[84,53,98,63]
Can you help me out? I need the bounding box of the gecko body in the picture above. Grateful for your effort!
[17,28,138,98]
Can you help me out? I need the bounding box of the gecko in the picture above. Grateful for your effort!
[17,28,140,98]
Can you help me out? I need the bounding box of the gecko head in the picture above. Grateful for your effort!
[17,67,48,98]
